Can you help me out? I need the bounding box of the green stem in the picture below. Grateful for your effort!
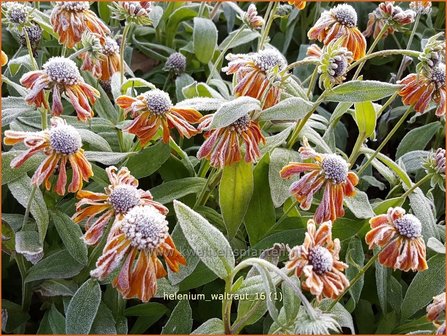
[306,65,319,98]
[209,1,222,20]
[285,59,319,72]
[286,92,326,149]
[16,254,32,312]
[401,173,433,199]
[197,2,207,17]
[258,2,278,51]
[23,29,37,70]
[353,24,389,79]
[68,46,90,60]
[120,24,131,86]
[206,25,247,84]
[169,137,195,176]
[347,49,421,74]
[396,13,421,81]
[193,168,221,209]
[264,200,299,237]
[22,185,37,230]
[376,92,398,118]
[348,133,366,166]
[223,277,233,334]
[357,106,413,176]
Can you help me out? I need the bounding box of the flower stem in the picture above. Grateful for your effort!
[23,28,37,70]
[223,277,233,334]
[22,185,37,230]
[376,91,398,118]
[263,200,299,237]
[258,2,278,51]
[68,46,90,60]
[193,168,221,209]
[306,65,319,98]
[356,106,413,176]
[400,173,433,199]
[347,49,421,73]
[285,59,319,72]
[348,133,366,166]
[120,24,131,86]
[353,24,389,79]
[287,92,326,149]
[206,24,247,84]
[396,13,421,81]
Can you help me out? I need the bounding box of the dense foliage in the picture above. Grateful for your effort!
[1,1,446,334]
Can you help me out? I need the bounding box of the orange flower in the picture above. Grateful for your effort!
[116,89,202,145]
[399,62,445,117]
[223,49,287,109]
[1,50,8,67]
[280,140,358,224]
[50,2,110,48]
[243,4,264,29]
[197,114,265,168]
[91,205,186,302]
[308,4,366,61]
[288,1,306,10]
[286,220,349,301]
[364,2,415,39]
[20,57,100,121]
[4,117,93,196]
[80,36,121,81]
[365,207,428,272]
[410,1,432,15]
[73,166,168,245]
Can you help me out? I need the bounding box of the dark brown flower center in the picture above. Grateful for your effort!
[230,115,250,133]
[308,246,333,274]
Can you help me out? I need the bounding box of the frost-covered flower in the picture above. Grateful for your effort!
[286,220,349,301]
[116,89,202,145]
[223,49,287,109]
[427,293,446,326]
[364,2,416,39]
[365,207,428,272]
[20,57,100,121]
[294,308,341,335]
[3,117,93,195]
[243,4,264,30]
[80,36,121,81]
[423,148,446,192]
[2,2,33,27]
[73,166,168,245]
[163,52,187,76]
[410,1,432,15]
[91,205,186,302]
[280,139,358,224]
[197,113,265,168]
[19,24,42,57]
[418,33,445,71]
[308,4,366,61]
[111,1,153,26]
[307,40,353,89]
[399,62,445,117]
[50,2,110,48]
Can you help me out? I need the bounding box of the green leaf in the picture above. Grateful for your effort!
[219,28,260,49]
[427,237,445,254]
[354,101,376,139]
[121,78,156,93]
[191,318,224,334]
[161,300,193,334]
[346,236,365,307]
[25,250,83,283]
[2,96,35,126]
[319,299,355,333]
[36,280,78,297]
[193,18,218,64]
[2,299,30,333]
[269,148,301,207]
[245,154,275,245]
[150,177,207,204]
[15,230,43,264]
[260,97,312,121]
[126,141,171,179]
[344,190,375,219]
[399,150,429,173]
[282,277,301,323]
[401,254,446,320]
[8,55,32,75]
[396,121,442,158]
[77,129,112,152]
[375,248,390,313]
[125,302,167,317]
[166,7,198,47]
[50,210,88,265]
[97,2,111,23]
[209,96,260,129]
[2,151,44,185]
[174,200,235,279]
[220,161,254,238]
[325,81,402,102]
[48,305,66,334]
[66,279,102,334]
[85,151,133,165]
[90,303,117,334]
[408,188,439,241]
[8,175,49,243]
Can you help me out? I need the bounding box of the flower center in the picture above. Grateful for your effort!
[230,115,250,133]
[49,125,82,155]
[321,154,349,184]
[121,206,169,250]
[102,37,119,56]
[20,24,42,46]
[332,4,358,27]
[109,186,140,214]
[8,4,28,24]
[254,49,287,72]
[331,56,349,77]
[394,214,422,239]
[58,2,90,11]
[431,63,446,86]
[144,89,173,115]
[165,52,187,75]
[43,57,81,85]
[308,246,333,274]
[123,2,151,17]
